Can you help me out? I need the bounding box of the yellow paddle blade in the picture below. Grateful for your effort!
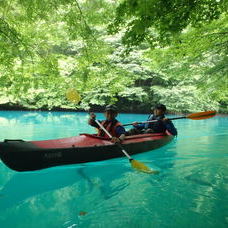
[130,159,159,174]
[187,110,216,120]
[66,88,81,104]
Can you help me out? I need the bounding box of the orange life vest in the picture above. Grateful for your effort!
[97,120,122,138]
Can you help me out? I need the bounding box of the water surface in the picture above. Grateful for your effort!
[0,111,227,228]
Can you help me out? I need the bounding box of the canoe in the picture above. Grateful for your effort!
[0,132,174,172]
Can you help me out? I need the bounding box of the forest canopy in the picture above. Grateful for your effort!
[0,0,227,113]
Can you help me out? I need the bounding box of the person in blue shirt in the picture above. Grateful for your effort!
[126,104,177,136]
[88,105,126,143]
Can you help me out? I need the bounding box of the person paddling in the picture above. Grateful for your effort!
[88,105,126,143]
[126,104,177,136]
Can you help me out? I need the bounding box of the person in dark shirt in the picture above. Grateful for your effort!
[126,104,177,136]
[88,105,126,143]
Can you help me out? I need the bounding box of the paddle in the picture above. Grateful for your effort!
[95,120,157,174]
[123,110,216,126]
[66,88,81,104]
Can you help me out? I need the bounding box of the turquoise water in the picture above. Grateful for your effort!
[0,110,227,228]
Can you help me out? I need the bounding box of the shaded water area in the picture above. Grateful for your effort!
[0,111,227,228]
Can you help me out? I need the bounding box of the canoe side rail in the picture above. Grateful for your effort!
[4,139,25,142]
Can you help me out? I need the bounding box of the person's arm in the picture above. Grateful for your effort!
[163,119,178,136]
[111,125,126,143]
[111,134,125,143]
[133,122,145,130]
[88,112,99,128]
[119,133,125,141]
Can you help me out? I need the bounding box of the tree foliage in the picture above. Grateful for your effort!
[145,14,228,112]
[108,0,228,113]
[109,0,227,47]
[0,0,227,113]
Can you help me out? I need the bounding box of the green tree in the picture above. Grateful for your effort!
[109,0,227,48]
[0,0,227,113]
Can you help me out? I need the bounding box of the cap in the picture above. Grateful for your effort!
[154,104,167,112]
[105,104,118,112]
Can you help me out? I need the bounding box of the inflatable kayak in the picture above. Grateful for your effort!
[0,132,174,172]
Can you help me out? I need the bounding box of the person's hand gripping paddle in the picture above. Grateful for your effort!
[95,120,158,174]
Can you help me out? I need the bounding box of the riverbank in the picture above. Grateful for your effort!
[0,103,227,116]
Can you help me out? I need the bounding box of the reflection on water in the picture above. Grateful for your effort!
[0,167,79,210]
[0,111,92,140]
[0,111,227,228]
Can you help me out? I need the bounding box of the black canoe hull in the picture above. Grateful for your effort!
[0,134,174,172]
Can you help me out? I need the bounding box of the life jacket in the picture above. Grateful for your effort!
[97,119,122,138]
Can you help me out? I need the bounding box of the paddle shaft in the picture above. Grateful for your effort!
[95,120,132,160]
[123,116,185,126]
[123,110,216,126]
[95,119,157,174]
